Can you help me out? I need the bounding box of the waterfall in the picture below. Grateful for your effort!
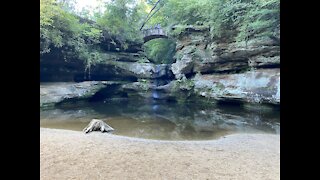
[151,65,162,100]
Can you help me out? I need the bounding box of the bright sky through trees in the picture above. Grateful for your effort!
[74,0,101,11]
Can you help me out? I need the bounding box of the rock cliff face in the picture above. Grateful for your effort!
[192,69,280,104]
[40,25,280,107]
[171,26,279,78]
[169,26,280,105]
[40,51,173,82]
[88,60,173,80]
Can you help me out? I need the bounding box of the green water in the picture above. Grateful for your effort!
[40,100,280,140]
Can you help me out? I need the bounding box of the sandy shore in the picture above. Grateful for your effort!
[40,128,280,180]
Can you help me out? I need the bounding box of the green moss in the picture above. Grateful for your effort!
[174,51,184,61]
[173,78,195,91]
[169,79,196,104]
[181,45,197,55]
[137,79,151,91]
[170,25,188,37]
[192,48,206,61]
[170,25,210,37]
[215,82,225,91]
[137,57,149,63]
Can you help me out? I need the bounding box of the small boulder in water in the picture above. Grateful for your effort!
[83,119,114,134]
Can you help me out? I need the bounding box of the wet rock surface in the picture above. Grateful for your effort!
[40,81,124,108]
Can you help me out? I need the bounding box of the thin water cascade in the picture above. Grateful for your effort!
[151,64,163,100]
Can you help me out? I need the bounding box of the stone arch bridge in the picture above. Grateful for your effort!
[142,27,168,43]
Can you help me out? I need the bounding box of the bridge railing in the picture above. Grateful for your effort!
[142,27,167,37]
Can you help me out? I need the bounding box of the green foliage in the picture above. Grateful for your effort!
[170,25,188,37]
[145,0,279,42]
[96,0,146,48]
[40,0,106,81]
[143,39,176,64]
[40,0,148,70]
[40,0,103,62]
[40,0,63,53]
[204,0,253,39]
[236,0,280,42]
[161,0,206,26]
[81,24,103,44]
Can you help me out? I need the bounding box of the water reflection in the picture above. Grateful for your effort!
[40,100,280,140]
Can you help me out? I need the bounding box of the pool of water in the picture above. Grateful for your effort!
[40,99,280,140]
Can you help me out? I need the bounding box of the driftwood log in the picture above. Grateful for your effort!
[83,119,114,134]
